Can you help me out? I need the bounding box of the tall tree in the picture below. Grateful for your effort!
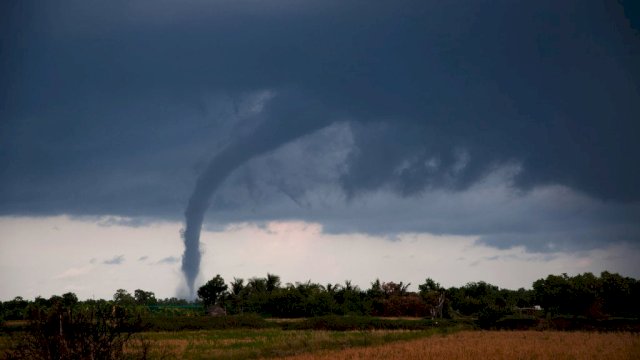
[266,273,281,293]
[133,289,157,305]
[198,275,228,307]
[113,289,135,305]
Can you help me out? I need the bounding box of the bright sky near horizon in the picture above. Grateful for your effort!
[1,0,639,300]
[1,215,638,301]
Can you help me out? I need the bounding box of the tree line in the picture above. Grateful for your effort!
[195,271,640,320]
[2,271,637,359]
[2,271,639,322]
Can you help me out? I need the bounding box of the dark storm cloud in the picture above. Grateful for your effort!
[207,149,640,252]
[1,1,639,250]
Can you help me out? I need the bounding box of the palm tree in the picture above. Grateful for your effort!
[266,273,281,293]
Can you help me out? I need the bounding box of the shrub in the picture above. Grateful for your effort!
[142,313,274,331]
[476,306,509,329]
[5,299,143,360]
[280,315,448,331]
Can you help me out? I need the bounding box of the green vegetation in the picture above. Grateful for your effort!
[1,271,639,358]
[0,310,466,359]
[4,271,638,326]
[141,314,462,332]
[1,296,144,359]
[203,271,640,324]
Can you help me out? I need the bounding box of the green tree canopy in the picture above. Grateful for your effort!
[198,275,228,307]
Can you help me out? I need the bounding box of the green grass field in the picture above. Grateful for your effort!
[127,328,454,359]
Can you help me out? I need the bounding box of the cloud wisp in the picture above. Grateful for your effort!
[103,255,125,265]
[157,256,179,265]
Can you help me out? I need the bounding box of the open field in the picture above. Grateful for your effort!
[0,316,463,359]
[0,325,459,359]
[285,330,640,360]
[125,328,451,359]
[3,318,639,359]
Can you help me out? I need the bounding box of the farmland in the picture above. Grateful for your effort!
[5,327,636,359]
[0,317,464,359]
[3,320,639,359]
[125,328,449,359]
[122,330,637,359]
[285,331,640,360]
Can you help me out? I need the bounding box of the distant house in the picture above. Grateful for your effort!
[515,305,543,316]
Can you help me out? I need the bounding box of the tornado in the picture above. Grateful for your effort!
[181,92,331,297]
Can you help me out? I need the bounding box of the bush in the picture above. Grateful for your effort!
[280,315,448,331]
[476,306,509,329]
[494,315,539,330]
[142,313,274,331]
[5,300,144,360]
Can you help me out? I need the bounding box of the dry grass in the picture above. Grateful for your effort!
[283,331,640,360]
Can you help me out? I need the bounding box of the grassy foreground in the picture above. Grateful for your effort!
[284,330,640,359]
[125,327,458,359]
[3,317,639,359]
[0,316,462,358]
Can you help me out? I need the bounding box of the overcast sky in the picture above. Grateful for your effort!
[1,0,639,300]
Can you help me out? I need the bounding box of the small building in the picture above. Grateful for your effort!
[515,305,543,316]
[207,304,227,316]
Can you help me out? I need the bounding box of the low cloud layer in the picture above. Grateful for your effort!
[208,132,640,252]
